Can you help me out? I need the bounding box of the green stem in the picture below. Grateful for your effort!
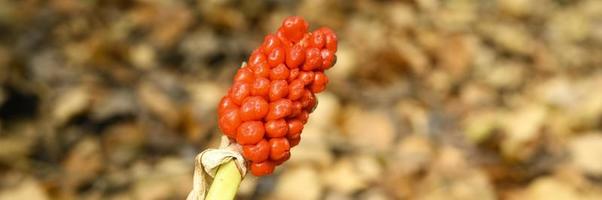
[205,160,243,200]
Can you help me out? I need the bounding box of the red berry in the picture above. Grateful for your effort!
[270,64,290,80]
[302,48,322,71]
[311,83,326,94]
[295,111,309,124]
[262,34,281,55]
[234,67,255,83]
[236,121,265,145]
[288,68,300,81]
[250,161,275,176]
[250,62,270,78]
[239,96,269,121]
[298,33,312,49]
[276,28,293,49]
[298,71,314,85]
[319,27,338,52]
[269,138,290,160]
[248,49,267,67]
[265,119,288,138]
[289,136,301,147]
[218,108,241,138]
[286,43,305,69]
[300,89,317,111]
[310,31,325,49]
[218,96,238,115]
[267,47,285,67]
[287,119,304,138]
[311,72,328,93]
[281,16,308,42]
[315,71,328,83]
[269,80,289,101]
[288,79,304,100]
[289,101,303,117]
[229,82,251,105]
[242,140,270,162]
[251,77,270,98]
[273,153,290,166]
[266,99,293,120]
[320,49,336,70]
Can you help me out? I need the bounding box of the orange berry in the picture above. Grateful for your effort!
[242,140,270,162]
[262,34,281,55]
[248,49,266,67]
[266,99,293,120]
[250,160,275,176]
[234,67,254,84]
[289,135,301,147]
[302,48,322,71]
[288,79,304,100]
[298,33,312,49]
[239,96,269,121]
[269,138,290,160]
[250,62,270,78]
[218,108,241,138]
[285,43,305,69]
[311,84,326,94]
[281,16,308,42]
[310,30,325,49]
[269,80,289,101]
[320,49,336,70]
[287,119,304,138]
[288,68,300,81]
[276,28,293,49]
[267,47,285,67]
[295,111,309,124]
[298,71,314,85]
[314,71,328,84]
[311,72,328,93]
[270,64,289,80]
[236,121,265,145]
[319,27,337,52]
[273,153,290,165]
[251,77,270,98]
[229,82,251,105]
[218,96,238,115]
[289,101,303,117]
[265,119,288,138]
[300,89,317,112]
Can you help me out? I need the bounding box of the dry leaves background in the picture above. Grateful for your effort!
[0,0,601,199]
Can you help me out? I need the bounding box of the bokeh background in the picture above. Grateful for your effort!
[0,0,601,199]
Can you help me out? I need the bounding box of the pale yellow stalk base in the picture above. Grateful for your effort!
[205,160,243,200]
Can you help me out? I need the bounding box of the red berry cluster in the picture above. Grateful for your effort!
[217,16,337,176]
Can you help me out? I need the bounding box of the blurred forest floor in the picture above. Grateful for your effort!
[0,0,601,200]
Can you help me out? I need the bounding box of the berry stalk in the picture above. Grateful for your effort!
[205,160,242,200]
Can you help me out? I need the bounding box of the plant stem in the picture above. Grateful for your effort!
[205,160,242,200]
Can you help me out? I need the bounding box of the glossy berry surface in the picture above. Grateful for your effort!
[266,99,293,120]
[265,119,288,138]
[239,96,269,121]
[217,16,337,176]
[218,108,241,138]
[269,138,290,160]
[250,160,275,176]
[236,121,265,145]
[269,80,289,101]
[242,140,270,162]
